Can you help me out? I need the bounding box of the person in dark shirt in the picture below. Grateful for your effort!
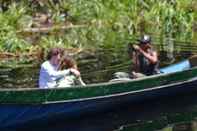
[110,35,159,82]
[130,35,159,78]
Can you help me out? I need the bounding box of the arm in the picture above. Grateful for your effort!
[76,77,86,86]
[48,69,70,78]
[138,49,158,64]
[132,51,140,72]
[133,45,158,64]
[42,63,70,78]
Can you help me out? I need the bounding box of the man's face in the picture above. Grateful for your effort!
[139,43,150,50]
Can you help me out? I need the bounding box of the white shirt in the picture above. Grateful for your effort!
[57,75,76,88]
[57,75,86,88]
[39,61,70,89]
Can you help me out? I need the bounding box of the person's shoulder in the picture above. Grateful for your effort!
[41,61,50,68]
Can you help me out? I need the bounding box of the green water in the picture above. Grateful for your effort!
[0,49,194,88]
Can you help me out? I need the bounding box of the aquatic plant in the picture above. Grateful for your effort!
[0,0,196,56]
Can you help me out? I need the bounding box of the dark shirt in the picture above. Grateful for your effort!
[138,50,159,75]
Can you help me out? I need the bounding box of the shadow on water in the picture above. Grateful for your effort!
[12,90,197,131]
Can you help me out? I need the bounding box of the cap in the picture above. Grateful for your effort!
[138,35,151,44]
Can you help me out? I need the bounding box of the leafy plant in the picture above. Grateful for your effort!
[0,0,196,55]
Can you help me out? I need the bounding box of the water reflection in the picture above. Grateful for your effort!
[159,122,197,131]
[0,66,39,88]
[0,49,195,88]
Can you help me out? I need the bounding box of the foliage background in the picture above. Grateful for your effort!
[0,0,197,87]
[0,0,196,54]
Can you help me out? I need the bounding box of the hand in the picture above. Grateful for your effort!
[132,71,138,79]
[70,68,80,77]
[133,45,140,51]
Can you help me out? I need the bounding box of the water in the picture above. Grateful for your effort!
[0,49,193,88]
[1,45,197,130]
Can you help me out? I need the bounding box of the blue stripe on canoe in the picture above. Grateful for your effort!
[160,60,191,74]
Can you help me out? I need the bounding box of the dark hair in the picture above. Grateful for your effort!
[58,55,77,70]
[47,47,64,60]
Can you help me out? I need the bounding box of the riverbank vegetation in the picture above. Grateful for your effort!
[0,0,196,60]
[0,0,197,88]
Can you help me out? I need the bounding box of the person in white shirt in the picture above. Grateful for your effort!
[39,48,80,89]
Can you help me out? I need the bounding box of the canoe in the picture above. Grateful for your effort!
[1,56,197,129]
